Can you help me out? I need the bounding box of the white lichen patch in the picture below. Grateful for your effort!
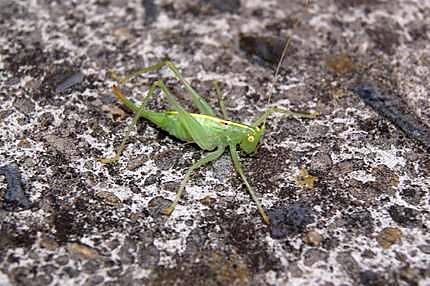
[349,170,376,183]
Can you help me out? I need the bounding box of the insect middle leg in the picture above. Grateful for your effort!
[161,145,225,216]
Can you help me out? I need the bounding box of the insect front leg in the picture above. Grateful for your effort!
[252,107,318,127]
[229,143,270,225]
[161,145,226,216]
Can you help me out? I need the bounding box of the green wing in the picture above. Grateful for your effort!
[157,81,216,150]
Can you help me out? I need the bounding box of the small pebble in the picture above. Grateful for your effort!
[311,152,333,173]
[67,242,101,260]
[55,255,69,266]
[55,72,84,93]
[303,230,322,246]
[95,191,122,206]
[17,138,31,148]
[417,244,430,254]
[376,227,402,249]
[126,156,148,171]
[295,168,317,189]
[269,204,314,238]
[102,104,126,121]
[303,248,329,267]
[39,238,59,251]
[199,196,216,206]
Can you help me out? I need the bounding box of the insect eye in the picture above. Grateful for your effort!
[247,135,255,142]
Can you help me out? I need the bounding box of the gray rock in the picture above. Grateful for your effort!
[336,252,361,282]
[303,248,329,267]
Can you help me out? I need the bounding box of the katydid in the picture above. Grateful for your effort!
[100,59,316,225]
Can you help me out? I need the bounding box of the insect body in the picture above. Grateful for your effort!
[101,60,315,225]
[114,99,264,154]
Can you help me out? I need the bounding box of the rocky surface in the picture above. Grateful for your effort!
[0,0,429,285]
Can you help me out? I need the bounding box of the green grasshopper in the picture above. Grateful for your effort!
[100,60,315,225]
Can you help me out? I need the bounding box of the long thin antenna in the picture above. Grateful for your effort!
[263,0,310,127]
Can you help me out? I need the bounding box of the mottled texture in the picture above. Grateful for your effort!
[0,0,429,285]
[354,83,430,150]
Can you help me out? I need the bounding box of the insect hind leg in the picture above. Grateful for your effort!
[109,61,166,85]
[110,60,216,116]
[99,83,159,164]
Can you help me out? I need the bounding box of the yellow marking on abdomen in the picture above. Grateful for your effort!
[165,111,254,131]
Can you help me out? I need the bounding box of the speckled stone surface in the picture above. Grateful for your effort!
[1,0,429,285]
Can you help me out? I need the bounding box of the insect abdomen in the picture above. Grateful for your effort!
[141,111,250,146]
[141,111,192,142]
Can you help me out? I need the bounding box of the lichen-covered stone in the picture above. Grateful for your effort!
[0,0,429,285]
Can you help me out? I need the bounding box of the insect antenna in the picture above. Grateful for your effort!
[262,0,310,129]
